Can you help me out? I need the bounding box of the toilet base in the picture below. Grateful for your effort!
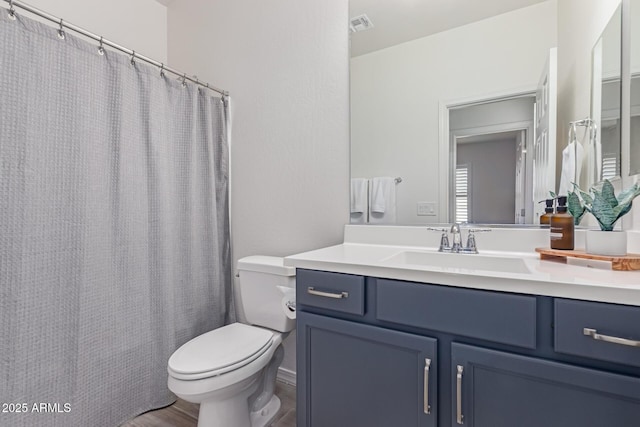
[250,395,281,427]
[196,385,253,427]
[196,392,281,427]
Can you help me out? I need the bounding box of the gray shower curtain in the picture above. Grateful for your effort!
[0,9,232,427]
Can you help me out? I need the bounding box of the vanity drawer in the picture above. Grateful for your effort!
[376,279,537,349]
[296,269,365,316]
[555,299,640,368]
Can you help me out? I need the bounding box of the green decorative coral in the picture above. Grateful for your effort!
[572,179,640,231]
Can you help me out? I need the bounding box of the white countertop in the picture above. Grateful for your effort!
[284,226,640,306]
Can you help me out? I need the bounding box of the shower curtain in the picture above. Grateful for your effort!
[0,9,232,427]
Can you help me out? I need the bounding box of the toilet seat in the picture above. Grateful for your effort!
[168,323,275,381]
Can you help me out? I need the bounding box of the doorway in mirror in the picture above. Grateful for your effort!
[450,98,535,225]
[440,48,557,225]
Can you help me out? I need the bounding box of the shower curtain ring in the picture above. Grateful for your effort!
[97,37,105,56]
[130,51,136,66]
[160,63,165,78]
[181,73,187,88]
[8,0,16,19]
[57,19,65,39]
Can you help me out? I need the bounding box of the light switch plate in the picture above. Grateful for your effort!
[417,202,437,216]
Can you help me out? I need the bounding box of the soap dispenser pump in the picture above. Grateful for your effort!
[550,196,574,250]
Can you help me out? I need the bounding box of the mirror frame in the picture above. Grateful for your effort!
[590,3,623,185]
[622,0,640,179]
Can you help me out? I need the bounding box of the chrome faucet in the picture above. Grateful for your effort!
[449,223,462,253]
[428,223,490,254]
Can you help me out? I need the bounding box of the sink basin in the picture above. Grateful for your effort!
[383,251,531,274]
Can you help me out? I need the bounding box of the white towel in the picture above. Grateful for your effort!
[350,178,368,213]
[369,177,396,224]
[559,141,584,195]
[370,178,387,213]
[350,212,367,224]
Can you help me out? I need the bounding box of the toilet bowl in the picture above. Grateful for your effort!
[167,256,296,427]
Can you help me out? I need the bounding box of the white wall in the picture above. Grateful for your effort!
[18,0,167,63]
[167,0,350,377]
[351,1,557,224]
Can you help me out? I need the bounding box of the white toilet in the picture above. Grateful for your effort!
[167,256,296,427]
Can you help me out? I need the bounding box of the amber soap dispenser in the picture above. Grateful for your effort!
[540,199,555,227]
[550,196,574,250]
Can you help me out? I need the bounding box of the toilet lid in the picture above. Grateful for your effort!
[168,323,274,377]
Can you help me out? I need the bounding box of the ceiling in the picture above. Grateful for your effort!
[156,0,549,57]
[350,0,549,57]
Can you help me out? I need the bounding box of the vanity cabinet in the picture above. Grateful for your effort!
[452,343,640,427]
[296,269,640,427]
[298,313,437,427]
[297,269,437,427]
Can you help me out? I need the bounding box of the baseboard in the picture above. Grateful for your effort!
[277,367,296,386]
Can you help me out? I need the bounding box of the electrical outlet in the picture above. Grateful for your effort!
[417,202,437,216]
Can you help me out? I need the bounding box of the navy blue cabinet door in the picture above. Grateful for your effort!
[297,312,438,427]
[451,343,640,427]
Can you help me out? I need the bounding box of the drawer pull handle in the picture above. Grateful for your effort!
[423,358,431,414]
[583,328,640,348]
[456,365,464,424]
[307,287,348,299]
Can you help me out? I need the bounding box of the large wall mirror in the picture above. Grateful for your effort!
[630,0,640,175]
[350,0,623,225]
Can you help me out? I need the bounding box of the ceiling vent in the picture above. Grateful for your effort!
[350,14,374,33]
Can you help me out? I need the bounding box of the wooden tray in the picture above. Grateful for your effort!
[535,248,640,271]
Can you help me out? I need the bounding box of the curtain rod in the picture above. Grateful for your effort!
[3,0,229,97]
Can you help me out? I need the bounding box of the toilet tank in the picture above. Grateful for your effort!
[237,256,296,332]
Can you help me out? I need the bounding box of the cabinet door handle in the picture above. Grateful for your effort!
[456,365,464,424]
[307,287,349,299]
[584,328,640,347]
[423,358,431,414]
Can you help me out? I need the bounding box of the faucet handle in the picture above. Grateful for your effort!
[467,227,491,233]
[464,228,491,254]
[426,227,450,252]
[438,233,450,252]
[465,232,478,254]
